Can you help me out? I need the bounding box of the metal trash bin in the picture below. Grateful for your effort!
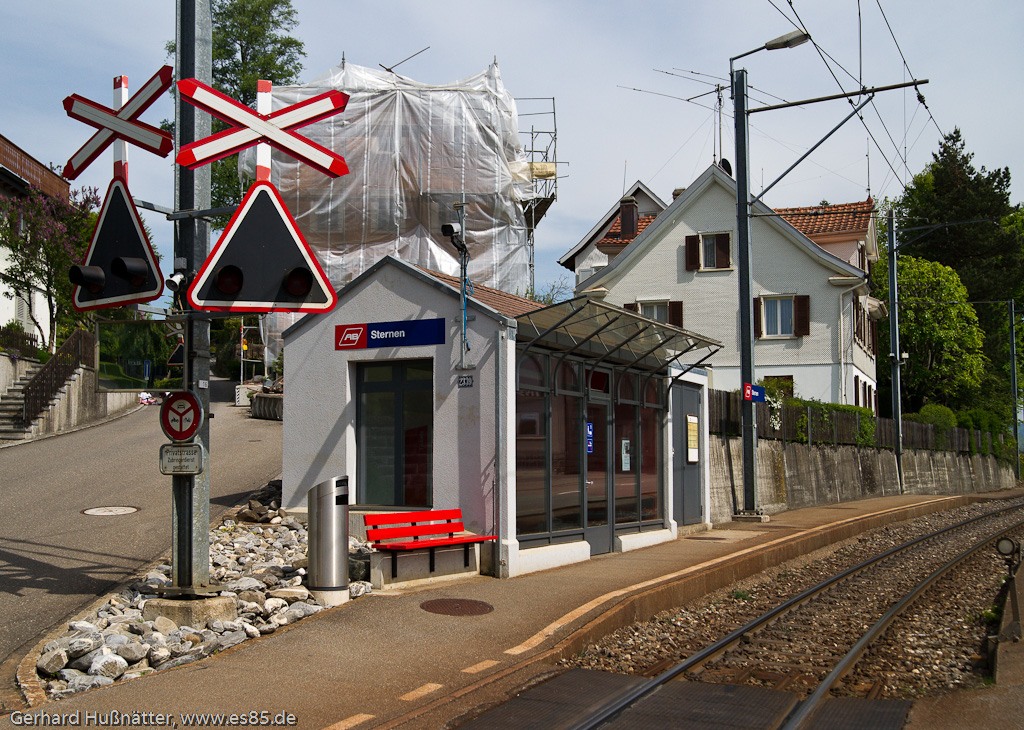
[307,476,349,607]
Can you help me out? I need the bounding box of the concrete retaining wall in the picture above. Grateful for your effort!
[28,366,137,438]
[709,435,1017,523]
[1,354,39,392]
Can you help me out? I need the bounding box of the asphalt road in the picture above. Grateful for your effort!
[0,378,282,669]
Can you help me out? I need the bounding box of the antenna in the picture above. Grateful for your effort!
[622,160,628,195]
[380,46,430,74]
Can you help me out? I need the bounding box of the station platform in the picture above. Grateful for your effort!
[8,490,1024,730]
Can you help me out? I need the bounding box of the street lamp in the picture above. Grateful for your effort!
[731,30,810,516]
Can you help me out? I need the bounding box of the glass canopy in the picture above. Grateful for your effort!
[515,297,721,375]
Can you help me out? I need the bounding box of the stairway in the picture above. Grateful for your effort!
[0,363,44,441]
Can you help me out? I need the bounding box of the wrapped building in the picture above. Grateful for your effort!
[238,61,554,360]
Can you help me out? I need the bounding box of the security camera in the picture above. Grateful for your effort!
[441,222,462,238]
[166,271,189,292]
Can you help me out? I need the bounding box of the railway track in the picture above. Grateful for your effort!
[460,499,1024,730]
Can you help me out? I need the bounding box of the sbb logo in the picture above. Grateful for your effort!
[335,324,367,349]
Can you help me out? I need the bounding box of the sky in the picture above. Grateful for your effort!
[3,0,1023,298]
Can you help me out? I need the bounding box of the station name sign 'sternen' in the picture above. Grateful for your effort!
[335,318,445,350]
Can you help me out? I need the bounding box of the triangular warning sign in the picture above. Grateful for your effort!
[187,181,336,313]
[72,176,164,312]
[167,341,184,367]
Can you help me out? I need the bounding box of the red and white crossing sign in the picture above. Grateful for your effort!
[175,78,349,177]
[62,65,174,180]
[160,391,204,443]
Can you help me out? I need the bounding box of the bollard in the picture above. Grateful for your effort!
[307,476,349,608]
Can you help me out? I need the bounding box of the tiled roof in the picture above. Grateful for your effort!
[595,214,658,248]
[776,198,874,237]
[418,267,545,318]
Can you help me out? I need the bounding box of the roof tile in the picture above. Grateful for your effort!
[418,267,545,318]
[776,198,875,237]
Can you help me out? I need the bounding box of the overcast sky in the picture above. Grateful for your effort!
[3,1,1021,294]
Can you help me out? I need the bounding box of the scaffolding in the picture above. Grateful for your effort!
[517,97,559,294]
[237,61,558,362]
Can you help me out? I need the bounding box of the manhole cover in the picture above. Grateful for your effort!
[420,598,494,616]
[81,506,140,516]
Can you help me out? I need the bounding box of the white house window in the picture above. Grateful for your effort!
[641,302,668,322]
[685,233,731,271]
[702,235,718,269]
[763,297,794,337]
[754,295,809,338]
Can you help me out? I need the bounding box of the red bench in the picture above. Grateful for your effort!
[363,509,497,580]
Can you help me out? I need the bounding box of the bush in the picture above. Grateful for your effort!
[906,403,957,450]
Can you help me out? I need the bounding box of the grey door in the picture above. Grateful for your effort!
[672,383,702,526]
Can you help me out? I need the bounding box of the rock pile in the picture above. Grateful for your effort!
[36,480,375,700]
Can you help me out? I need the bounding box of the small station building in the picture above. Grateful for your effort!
[281,256,720,579]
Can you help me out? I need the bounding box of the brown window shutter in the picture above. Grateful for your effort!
[794,295,810,336]
[871,319,878,355]
[753,297,762,339]
[668,300,683,326]
[624,302,639,312]
[715,233,731,268]
[685,235,700,271]
[854,375,860,406]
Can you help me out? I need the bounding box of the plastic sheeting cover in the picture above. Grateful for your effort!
[237,62,538,362]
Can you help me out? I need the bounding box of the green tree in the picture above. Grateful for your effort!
[166,0,305,221]
[0,185,100,351]
[872,252,986,411]
[895,129,1024,365]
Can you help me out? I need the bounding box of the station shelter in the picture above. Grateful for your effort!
[281,256,721,579]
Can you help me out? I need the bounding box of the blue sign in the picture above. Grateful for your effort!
[336,318,445,350]
[750,385,766,403]
[586,437,594,454]
[144,360,152,380]
[586,422,594,437]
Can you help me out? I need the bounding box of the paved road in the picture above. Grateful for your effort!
[0,379,282,669]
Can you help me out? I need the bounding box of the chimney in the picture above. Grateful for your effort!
[619,196,638,239]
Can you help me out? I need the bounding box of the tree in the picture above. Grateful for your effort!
[896,130,1024,352]
[871,252,986,412]
[0,185,100,351]
[166,0,305,221]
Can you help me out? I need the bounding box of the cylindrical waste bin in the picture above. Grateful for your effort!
[307,475,349,607]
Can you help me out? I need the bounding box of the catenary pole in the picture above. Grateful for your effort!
[887,208,904,493]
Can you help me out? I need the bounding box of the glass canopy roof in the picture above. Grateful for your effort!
[515,297,721,374]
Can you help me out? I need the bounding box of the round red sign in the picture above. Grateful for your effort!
[160,391,203,442]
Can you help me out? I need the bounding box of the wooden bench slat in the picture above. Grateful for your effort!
[366,521,466,543]
[363,508,462,526]
[372,535,497,551]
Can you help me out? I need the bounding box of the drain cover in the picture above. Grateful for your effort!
[81,506,139,516]
[421,598,494,616]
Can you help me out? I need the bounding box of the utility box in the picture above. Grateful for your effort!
[307,475,349,607]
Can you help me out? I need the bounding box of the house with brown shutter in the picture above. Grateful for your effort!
[560,163,885,409]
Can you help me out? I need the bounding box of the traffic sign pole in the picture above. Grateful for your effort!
[171,0,212,593]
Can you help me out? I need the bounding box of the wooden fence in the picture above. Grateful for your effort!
[708,389,1006,457]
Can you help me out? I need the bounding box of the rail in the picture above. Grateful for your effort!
[568,500,1024,730]
[20,329,95,426]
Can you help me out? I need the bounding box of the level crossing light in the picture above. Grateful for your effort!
[730,29,810,515]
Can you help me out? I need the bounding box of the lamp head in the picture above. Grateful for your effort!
[765,30,811,51]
